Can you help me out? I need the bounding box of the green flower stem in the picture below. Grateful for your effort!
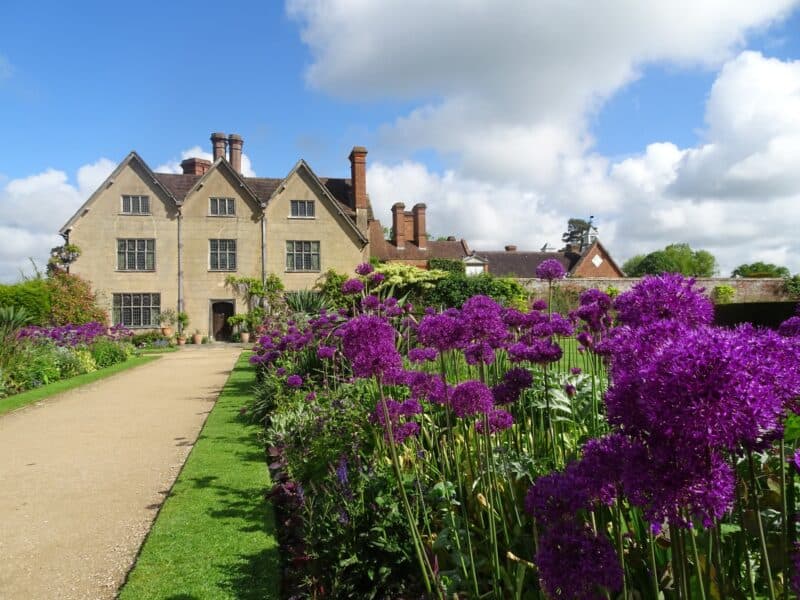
[647,528,660,599]
[686,515,707,600]
[747,450,776,600]
[780,438,789,600]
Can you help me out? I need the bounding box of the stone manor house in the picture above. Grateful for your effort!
[60,132,621,340]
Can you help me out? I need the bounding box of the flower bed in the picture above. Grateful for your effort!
[0,322,135,398]
[245,265,800,599]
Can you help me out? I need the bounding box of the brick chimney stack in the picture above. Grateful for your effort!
[392,203,406,249]
[228,134,243,173]
[180,158,212,176]
[211,132,227,162]
[349,146,368,232]
[412,203,427,249]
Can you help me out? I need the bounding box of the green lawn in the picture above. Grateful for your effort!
[137,345,180,354]
[119,352,279,600]
[0,355,160,417]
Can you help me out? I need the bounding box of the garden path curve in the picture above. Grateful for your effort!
[0,345,242,599]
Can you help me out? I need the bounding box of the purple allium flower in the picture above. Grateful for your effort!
[535,525,623,600]
[779,316,800,337]
[507,339,562,364]
[408,347,438,363]
[536,258,567,281]
[286,374,303,387]
[371,398,422,443]
[355,262,374,276]
[571,367,582,375]
[492,367,533,405]
[450,380,494,418]
[417,310,466,352]
[460,295,510,364]
[793,449,800,474]
[342,278,365,295]
[531,299,548,311]
[317,345,336,359]
[475,409,514,433]
[276,367,286,376]
[614,273,713,328]
[305,392,317,402]
[565,384,577,397]
[370,272,386,284]
[337,315,402,379]
[361,295,381,310]
[791,543,800,595]
[401,370,450,404]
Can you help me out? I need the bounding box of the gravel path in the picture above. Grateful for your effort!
[0,345,242,599]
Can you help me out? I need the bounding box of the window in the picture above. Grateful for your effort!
[210,197,235,216]
[210,239,237,271]
[290,200,315,218]
[112,293,160,328]
[117,239,155,271]
[121,195,150,214]
[286,240,320,271]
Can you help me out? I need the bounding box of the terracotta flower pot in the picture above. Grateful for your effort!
[240,332,251,344]
[192,334,202,345]
[177,336,186,346]
[161,326,173,337]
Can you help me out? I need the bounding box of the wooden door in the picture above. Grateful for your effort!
[211,301,234,341]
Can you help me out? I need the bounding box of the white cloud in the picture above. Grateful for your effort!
[0,159,115,282]
[155,146,257,177]
[292,1,800,276]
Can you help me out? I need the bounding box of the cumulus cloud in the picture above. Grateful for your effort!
[155,145,257,177]
[0,159,115,282]
[292,1,800,275]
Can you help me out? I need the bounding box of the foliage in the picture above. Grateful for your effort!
[225,274,285,312]
[131,331,170,348]
[159,308,177,327]
[284,289,332,316]
[428,258,466,274]
[314,269,349,309]
[623,243,717,277]
[47,243,81,275]
[426,272,529,309]
[0,305,32,331]
[176,311,189,334]
[0,279,52,325]
[732,261,790,278]
[711,284,736,304]
[90,338,130,368]
[47,272,108,325]
[371,263,447,303]
[785,274,800,297]
[561,217,596,249]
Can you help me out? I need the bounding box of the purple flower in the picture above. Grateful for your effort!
[475,409,514,433]
[305,391,317,402]
[371,398,421,443]
[779,315,800,337]
[337,315,402,379]
[336,456,349,486]
[450,380,494,418]
[355,262,374,276]
[370,272,386,284]
[408,347,438,363]
[286,374,303,387]
[536,259,566,281]
[361,295,381,310]
[276,367,286,376]
[342,278,365,295]
[614,273,713,328]
[317,345,336,359]
[535,525,623,600]
[417,310,466,352]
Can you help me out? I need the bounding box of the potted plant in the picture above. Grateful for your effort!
[176,311,189,345]
[227,314,249,344]
[159,308,177,337]
[192,329,202,345]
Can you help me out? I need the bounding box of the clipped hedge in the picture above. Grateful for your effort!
[425,272,528,309]
[0,279,52,325]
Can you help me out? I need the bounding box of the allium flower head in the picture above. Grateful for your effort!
[536,259,566,281]
[342,278,365,295]
[614,273,713,328]
[779,315,800,337]
[355,262,374,276]
[337,315,402,379]
[286,374,303,387]
[475,409,514,433]
[417,310,466,352]
[450,380,494,418]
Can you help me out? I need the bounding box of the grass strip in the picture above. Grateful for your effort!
[137,346,180,354]
[119,352,279,600]
[0,355,160,417]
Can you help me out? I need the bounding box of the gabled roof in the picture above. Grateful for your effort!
[568,240,624,277]
[267,159,368,245]
[60,152,178,235]
[475,249,580,278]
[168,157,263,208]
[369,220,471,261]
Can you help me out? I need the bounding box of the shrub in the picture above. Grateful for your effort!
[712,284,736,305]
[90,338,128,368]
[428,258,465,274]
[0,279,51,325]
[131,331,169,347]
[315,269,349,309]
[53,346,83,379]
[425,273,528,309]
[284,290,332,315]
[75,349,97,374]
[47,272,107,325]
[5,342,62,391]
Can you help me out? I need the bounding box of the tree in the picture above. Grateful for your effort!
[561,217,596,250]
[623,243,717,277]
[731,262,790,278]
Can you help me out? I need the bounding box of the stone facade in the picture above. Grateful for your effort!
[60,134,369,339]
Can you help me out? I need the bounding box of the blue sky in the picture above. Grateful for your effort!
[2,1,800,280]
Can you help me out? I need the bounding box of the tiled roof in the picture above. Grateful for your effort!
[369,220,470,261]
[152,173,356,215]
[475,250,582,278]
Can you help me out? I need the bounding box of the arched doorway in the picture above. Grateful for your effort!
[210,300,234,341]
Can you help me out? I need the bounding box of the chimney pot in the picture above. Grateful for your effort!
[180,157,212,176]
[505,245,517,252]
[210,132,227,162]
[349,147,368,211]
[228,134,244,174]
[391,202,406,249]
